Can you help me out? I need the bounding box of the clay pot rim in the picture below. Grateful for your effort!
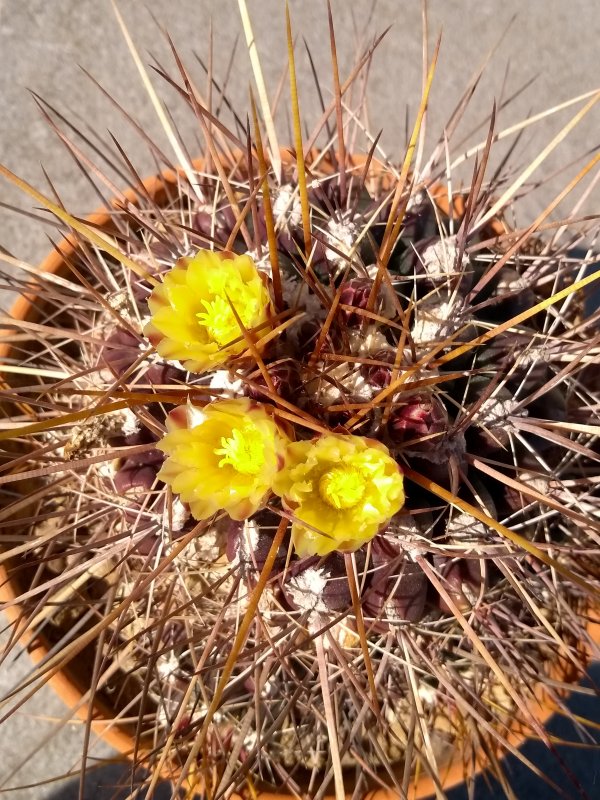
[0,152,596,798]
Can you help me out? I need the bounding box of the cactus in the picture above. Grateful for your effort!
[1,3,600,799]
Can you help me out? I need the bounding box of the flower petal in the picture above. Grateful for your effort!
[158,398,289,521]
[273,433,404,556]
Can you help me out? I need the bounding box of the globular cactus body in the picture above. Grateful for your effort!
[1,5,599,799]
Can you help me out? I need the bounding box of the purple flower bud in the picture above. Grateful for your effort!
[110,463,179,554]
[102,328,142,378]
[364,539,427,623]
[410,455,460,492]
[114,464,158,495]
[297,320,342,358]
[194,204,236,243]
[144,363,186,385]
[484,268,536,322]
[499,473,549,520]
[225,521,243,563]
[120,447,165,469]
[361,349,395,388]
[255,200,312,261]
[319,553,352,611]
[338,278,372,326]
[309,178,343,211]
[247,361,301,403]
[327,411,354,429]
[388,393,448,451]
[433,555,484,613]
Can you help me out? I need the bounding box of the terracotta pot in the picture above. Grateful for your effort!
[0,155,597,799]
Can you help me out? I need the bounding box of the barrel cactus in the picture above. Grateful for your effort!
[1,3,599,799]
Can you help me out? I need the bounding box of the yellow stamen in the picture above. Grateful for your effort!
[319,466,365,510]
[215,426,265,475]
[197,297,244,346]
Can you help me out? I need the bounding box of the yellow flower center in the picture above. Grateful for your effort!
[319,466,365,510]
[197,296,243,347]
[215,425,265,475]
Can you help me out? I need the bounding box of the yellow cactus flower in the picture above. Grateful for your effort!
[272,434,405,557]
[157,398,289,521]
[144,250,273,373]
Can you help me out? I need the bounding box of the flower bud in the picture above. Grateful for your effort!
[484,268,536,323]
[102,328,142,378]
[499,472,550,519]
[194,204,236,242]
[338,278,372,326]
[161,620,185,649]
[130,244,173,303]
[120,447,165,469]
[297,319,341,358]
[364,539,427,623]
[387,393,448,451]
[433,555,484,613]
[246,361,301,403]
[114,464,158,495]
[409,456,456,490]
[361,349,395,388]
[145,363,186,385]
[311,553,352,612]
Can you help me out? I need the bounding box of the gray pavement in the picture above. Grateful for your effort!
[1,1,600,797]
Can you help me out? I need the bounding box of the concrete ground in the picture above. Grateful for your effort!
[1,1,600,797]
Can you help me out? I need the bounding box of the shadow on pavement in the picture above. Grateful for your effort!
[46,765,173,800]
[444,662,600,800]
